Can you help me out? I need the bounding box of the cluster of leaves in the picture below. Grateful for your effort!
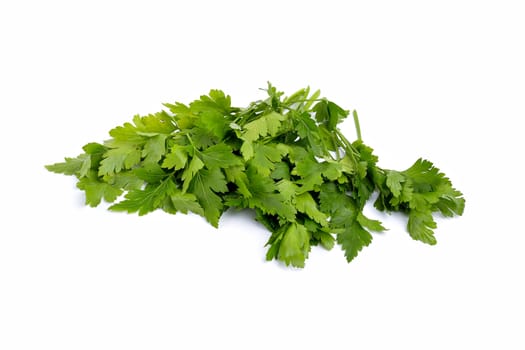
[46,84,465,267]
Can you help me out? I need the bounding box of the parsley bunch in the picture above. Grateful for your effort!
[46,84,465,267]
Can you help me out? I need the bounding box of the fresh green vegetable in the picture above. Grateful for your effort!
[46,83,465,267]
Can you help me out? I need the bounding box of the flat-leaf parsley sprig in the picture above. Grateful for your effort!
[46,83,465,267]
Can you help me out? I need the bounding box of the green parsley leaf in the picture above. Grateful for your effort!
[181,156,205,192]
[142,134,167,164]
[46,154,90,177]
[98,146,142,177]
[245,167,297,222]
[407,210,438,245]
[277,222,310,268]
[77,170,122,207]
[313,99,349,131]
[162,144,189,170]
[338,222,373,263]
[189,168,228,227]
[110,178,177,216]
[242,111,286,142]
[199,143,242,169]
[249,143,288,177]
[386,170,405,197]
[295,192,329,227]
[134,163,168,183]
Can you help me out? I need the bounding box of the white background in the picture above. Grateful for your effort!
[1,1,524,349]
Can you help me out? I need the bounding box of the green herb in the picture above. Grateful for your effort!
[46,83,465,267]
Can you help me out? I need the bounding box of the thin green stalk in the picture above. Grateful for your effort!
[335,128,359,167]
[353,110,362,141]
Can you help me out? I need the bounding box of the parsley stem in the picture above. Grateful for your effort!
[186,134,196,149]
[333,139,342,160]
[353,110,362,141]
[334,128,359,167]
